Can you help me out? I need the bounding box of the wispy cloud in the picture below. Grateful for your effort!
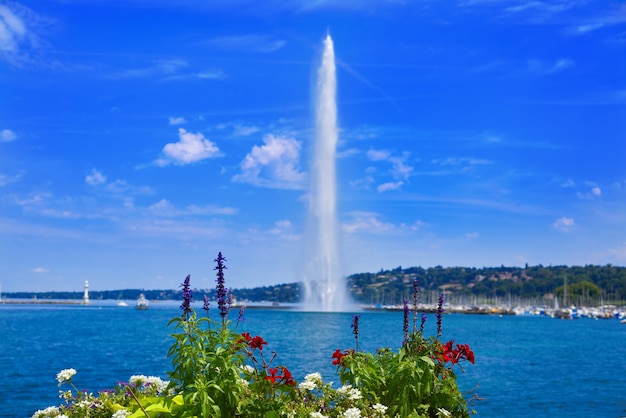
[148,198,237,217]
[377,181,403,193]
[232,124,260,137]
[0,173,21,186]
[342,211,424,235]
[203,34,286,53]
[233,134,306,189]
[110,59,188,79]
[31,267,49,273]
[156,128,221,166]
[608,242,626,261]
[169,117,187,126]
[527,58,575,75]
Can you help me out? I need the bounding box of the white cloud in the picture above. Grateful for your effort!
[465,232,480,239]
[552,216,575,232]
[169,117,187,125]
[85,169,107,186]
[32,267,49,273]
[156,128,221,166]
[1,129,17,142]
[390,154,413,180]
[577,185,602,199]
[377,181,403,192]
[233,134,305,189]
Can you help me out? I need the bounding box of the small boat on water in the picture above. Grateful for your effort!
[136,293,149,310]
[117,301,128,307]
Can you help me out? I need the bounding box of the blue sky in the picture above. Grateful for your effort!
[1,0,625,293]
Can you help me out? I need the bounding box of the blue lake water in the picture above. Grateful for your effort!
[1,302,625,417]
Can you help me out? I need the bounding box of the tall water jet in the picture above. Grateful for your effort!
[302,35,350,311]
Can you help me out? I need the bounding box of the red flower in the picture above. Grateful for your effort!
[332,349,353,366]
[265,367,280,384]
[236,332,252,345]
[281,367,296,386]
[456,343,475,364]
[249,335,267,351]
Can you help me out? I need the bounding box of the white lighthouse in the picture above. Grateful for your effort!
[83,280,90,304]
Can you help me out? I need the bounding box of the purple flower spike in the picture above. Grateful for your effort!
[351,314,360,352]
[420,313,427,333]
[412,279,420,332]
[237,305,246,323]
[202,294,210,316]
[402,297,409,345]
[436,293,445,339]
[214,252,231,320]
[180,274,193,320]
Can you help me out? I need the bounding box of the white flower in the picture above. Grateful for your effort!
[129,375,147,386]
[145,376,169,393]
[31,406,60,418]
[56,368,77,384]
[298,380,317,391]
[238,377,249,387]
[437,407,452,417]
[336,384,352,395]
[242,365,255,374]
[347,387,362,400]
[310,412,328,418]
[304,372,322,382]
[372,403,388,414]
[342,408,362,418]
[111,410,132,418]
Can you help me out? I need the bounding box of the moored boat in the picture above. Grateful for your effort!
[135,293,149,310]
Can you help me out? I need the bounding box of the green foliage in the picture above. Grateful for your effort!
[334,333,473,418]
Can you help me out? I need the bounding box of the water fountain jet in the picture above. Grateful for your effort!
[301,35,352,312]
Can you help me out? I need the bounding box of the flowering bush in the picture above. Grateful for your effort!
[33,252,476,417]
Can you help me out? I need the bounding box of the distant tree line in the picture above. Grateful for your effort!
[4,264,625,306]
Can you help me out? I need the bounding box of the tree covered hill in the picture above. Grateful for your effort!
[4,264,625,306]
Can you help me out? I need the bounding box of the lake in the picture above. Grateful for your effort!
[1,302,625,417]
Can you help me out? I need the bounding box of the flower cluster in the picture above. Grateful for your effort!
[438,341,475,366]
[265,366,296,386]
[128,374,170,394]
[240,332,268,351]
[55,368,76,385]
